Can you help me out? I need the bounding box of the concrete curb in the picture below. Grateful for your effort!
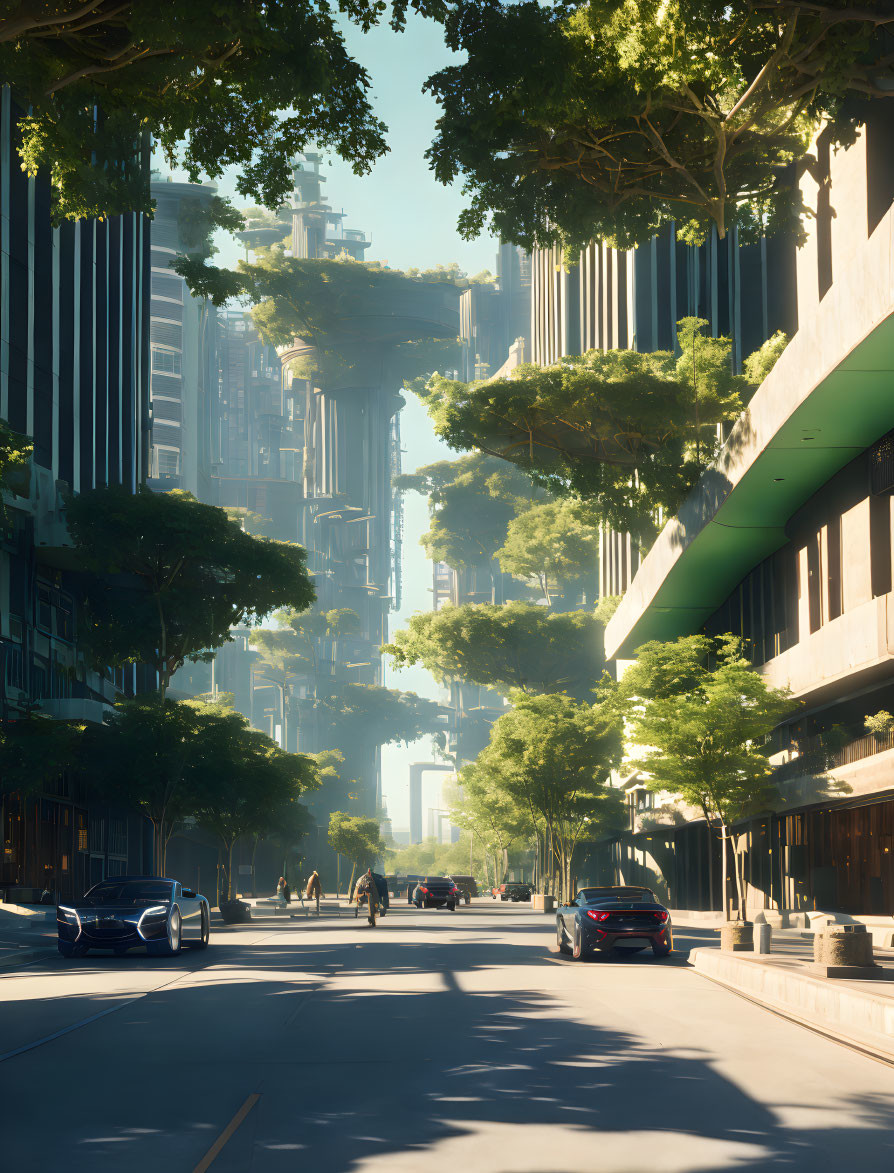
[0,945,57,971]
[691,946,894,1062]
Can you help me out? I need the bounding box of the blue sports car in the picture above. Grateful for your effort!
[555,885,673,960]
[57,876,210,958]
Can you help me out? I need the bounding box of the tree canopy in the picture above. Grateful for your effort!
[474,690,624,901]
[0,712,81,798]
[65,485,315,694]
[496,499,600,606]
[328,810,387,893]
[425,0,894,253]
[384,601,606,700]
[418,320,745,543]
[2,0,446,223]
[395,452,545,571]
[318,683,447,748]
[621,634,793,920]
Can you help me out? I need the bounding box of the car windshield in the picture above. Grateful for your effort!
[83,881,173,906]
[578,887,655,904]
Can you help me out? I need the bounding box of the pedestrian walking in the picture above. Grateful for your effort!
[305,869,322,915]
[282,878,291,904]
[276,876,287,904]
[355,868,379,927]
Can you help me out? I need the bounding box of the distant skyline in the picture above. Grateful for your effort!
[154,12,491,831]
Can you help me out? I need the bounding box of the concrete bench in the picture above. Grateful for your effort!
[254,899,293,917]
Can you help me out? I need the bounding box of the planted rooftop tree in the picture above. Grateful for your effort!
[426,0,894,253]
[496,499,600,607]
[384,601,606,701]
[417,320,745,543]
[621,634,793,922]
[1,0,446,224]
[395,453,546,579]
[66,486,315,697]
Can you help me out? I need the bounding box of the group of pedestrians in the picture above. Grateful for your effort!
[273,866,380,925]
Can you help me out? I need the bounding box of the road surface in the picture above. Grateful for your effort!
[2,901,893,1172]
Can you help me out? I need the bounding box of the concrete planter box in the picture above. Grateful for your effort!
[720,922,753,951]
[532,894,556,913]
[812,925,882,977]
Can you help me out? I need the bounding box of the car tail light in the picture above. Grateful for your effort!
[419,886,428,894]
[586,910,611,922]
[653,910,668,923]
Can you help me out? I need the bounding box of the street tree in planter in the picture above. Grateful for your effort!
[327,811,387,897]
[621,635,793,923]
[66,486,315,697]
[475,691,625,902]
[384,601,606,701]
[449,758,534,891]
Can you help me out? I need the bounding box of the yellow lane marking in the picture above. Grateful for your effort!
[193,1092,261,1172]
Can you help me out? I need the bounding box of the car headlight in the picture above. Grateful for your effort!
[57,905,81,938]
[137,905,169,940]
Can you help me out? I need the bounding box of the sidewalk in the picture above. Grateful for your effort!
[0,905,58,970]
[689,931,894,1062]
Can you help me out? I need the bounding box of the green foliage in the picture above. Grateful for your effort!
[449,757,535,880]
[418,321,746,544]
[328,811,387,876]
[386,832,489,881]
[496,499,600,604]
[384,601,606,700]
[473,690,625,900]
[425,1,891,252]
[2,0,447,224]
[743,330,789,388]
[0,713,82,797]
[223,507,278,538]
[395,453,545,570]
[623,634,792,920]
[319,684,446,748]
[864,710,894,738]
[593,595,622,626]
[0,420,33,502]
[65,485,315,693]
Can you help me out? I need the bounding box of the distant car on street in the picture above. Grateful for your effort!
[409,876,460,910]
[492,882,532,902]
[56,876,210,958]
[449,875,478,904]
[555,886,673,960]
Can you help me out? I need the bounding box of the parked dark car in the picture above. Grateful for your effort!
[57,876,210,958]
[492,882,532,902]
[449,875,478,903]
[410,876,460,910]
[555,886,673,960]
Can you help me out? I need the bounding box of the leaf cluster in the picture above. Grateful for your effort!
[418,320,745,544]
[384,600,606,700]
[3,0,447,223]
[328,810,387,868]
[425,0,892,252]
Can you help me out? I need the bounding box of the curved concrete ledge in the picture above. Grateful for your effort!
[691,946,894,1061]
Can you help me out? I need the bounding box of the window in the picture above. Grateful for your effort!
[5,644,23,690]
[36,584,75,641]
[153,445,181,477]
[151,347,181,376]
[870,494,892,599]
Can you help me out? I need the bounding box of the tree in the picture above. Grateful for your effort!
[622,635,792,922]
[192,710,318,902]
[384,601,606,700]
[0,420,32,504]
[474,691,624,901]
[425,1,894,254]
[395,452,545,578]
[743,330,789,388]
[418,321,745,544]
[449,759,534,888]
[80,695,208,875]
[0,712,82,797]
[328,810,387,896]
[65,485,315,696]
[319,684,447,748]
[496,500,600,606]
[2,0,446,224]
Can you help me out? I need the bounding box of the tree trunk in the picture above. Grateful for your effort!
[720,823,730,920]
[227,838,235,900]
[731,831,747,922]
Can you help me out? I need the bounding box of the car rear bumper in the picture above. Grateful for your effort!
[584,926,672,952]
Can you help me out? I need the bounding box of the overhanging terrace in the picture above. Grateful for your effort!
[605,206,894,661]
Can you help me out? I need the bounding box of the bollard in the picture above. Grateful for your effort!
[753,923,772,954]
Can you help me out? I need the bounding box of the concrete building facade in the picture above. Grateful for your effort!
[605,106,894,917]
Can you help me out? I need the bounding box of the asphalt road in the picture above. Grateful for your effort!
[2,901,894,1172]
